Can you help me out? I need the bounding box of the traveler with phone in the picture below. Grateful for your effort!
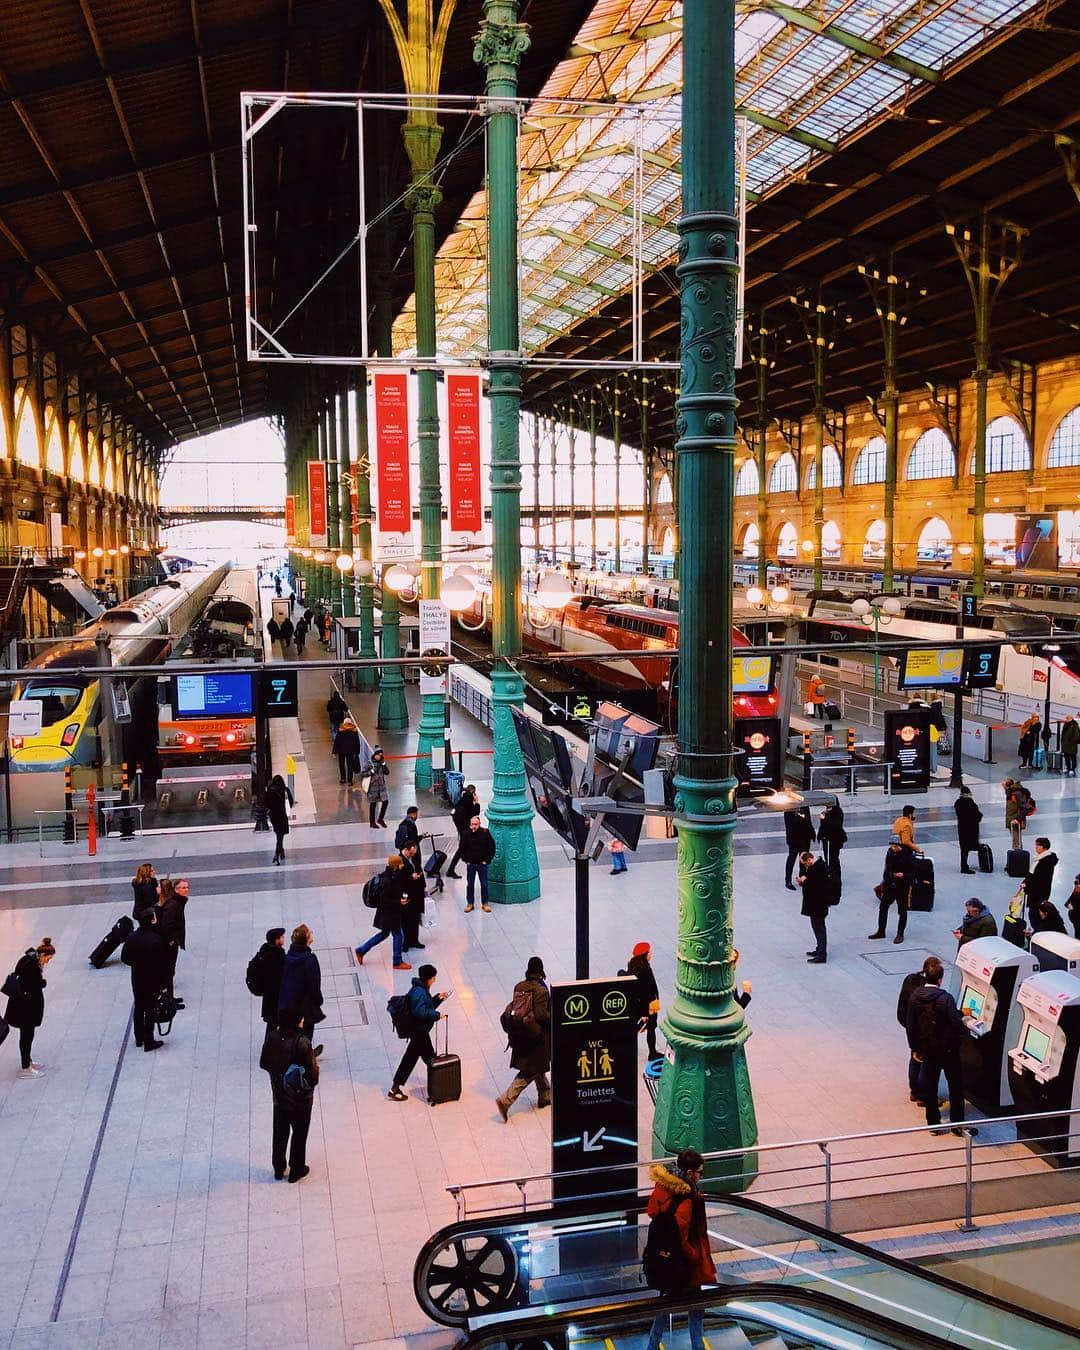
[387,965,450,1102]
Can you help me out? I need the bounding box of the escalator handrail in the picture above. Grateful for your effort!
[414,1186,1079,1341]
[459,1280,984,1350]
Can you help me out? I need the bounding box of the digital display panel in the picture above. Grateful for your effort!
[175,672,253,719]
[959,984,985,1020]
[900,647,965,689]
[732,654,775,694]
[1023,1024,1051,1065]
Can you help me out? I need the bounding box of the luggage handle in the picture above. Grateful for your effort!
[439,1011,449,1056]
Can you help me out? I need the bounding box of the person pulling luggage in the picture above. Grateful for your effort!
[496,956,551,1120]
[387,965,451,1102]
[953,786,983,875]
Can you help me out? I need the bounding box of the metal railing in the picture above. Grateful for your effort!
[445,1107,1080,1236]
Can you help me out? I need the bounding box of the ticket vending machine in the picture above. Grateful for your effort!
[954,937,1037,1113]
[1006,971,1080,1166]
[1031,932,1080,975]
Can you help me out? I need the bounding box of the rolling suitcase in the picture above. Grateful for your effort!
[978,843,994,874]
[1002,914,1027,949]
[89,914,134,969]
[1006,848,1030,879]
[909,855,935,911]
[427,1014,461,1105]
[824,701,842,721]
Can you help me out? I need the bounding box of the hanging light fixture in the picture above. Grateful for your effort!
[355,558,374,578]
[335,553,354,573]
[383,563,413,592]
[535,571,573,608]
[440,572,477,612]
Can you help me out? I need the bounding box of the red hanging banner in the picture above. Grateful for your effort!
[284,495,296,542]
[307,461,328,546]
[447,372,483,535]
[373,372,412,537]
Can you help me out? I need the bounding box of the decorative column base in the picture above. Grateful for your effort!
[377,677,409,731]
[415,693,444,790]
[651,773,758,1189]
[486,666,540,904]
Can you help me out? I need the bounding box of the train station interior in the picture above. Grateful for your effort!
[2,2,1080,1348]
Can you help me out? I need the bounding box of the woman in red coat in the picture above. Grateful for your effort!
[645,1149,716,1350]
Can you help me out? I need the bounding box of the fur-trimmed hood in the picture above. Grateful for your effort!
[649,1163,690,1197]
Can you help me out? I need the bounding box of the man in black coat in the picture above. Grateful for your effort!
[870,843,915,944]
[953,786,983,875]
[399,843,428,954]
[121,909,169,1052]
[355,858,409,969]
[797,850,832,964]
[1025,837,1059,922]
[394,806,421,853]
[259,1006,319,1183]
[256,928,287,1024]
[460,816,497,913]
[783,807,815,891]
[277,924,326,1030]
[496,956,551,1120]
[445,785,481,878]
[906,956,973,1134]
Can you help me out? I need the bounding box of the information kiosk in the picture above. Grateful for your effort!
[1006,971,1080,1165]
[954,937,1037,1113]
[1031,932,1080,976]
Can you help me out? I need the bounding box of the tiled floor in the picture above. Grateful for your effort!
[0,709,1077,1346]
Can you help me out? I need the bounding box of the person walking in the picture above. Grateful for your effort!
[1061,713,1079,777]
[892,804,917,848]
[5,937,55,1077]
[783,806,815,891]
[260,1006,319,1183]
[333,718,361,787]
[399,842,427,955]
[906,956,975,1136]
[496,956,551,1120]
[953,897,997,948]
[277,924,325,1032]
[1025,837,1059,922]
[156,878,189,1010]
[121,911,168,1052]
[870,842,915,944]
[953,786,982,875]
[267,616,281,652]
[355,856,410,969]
[131,863,158,917]
[387,964,450,1102]
[460,816,497,913]
[817,798,847,875]
[266,774,294,865]
[643,1149,716,1350]
[626,941,662,1061]
[394,806,420,853]
[250,928,286,1025]
[445,784,480,878]
[366,746,390,828]
[294,615,308,655]
[608,837,628,875]
[797,850,832,964]
[1065,873,1080,939]
[278,614,294,658]
[326,689,348,744]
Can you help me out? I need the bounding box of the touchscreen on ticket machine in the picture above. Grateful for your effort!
[1030,932,1080,976]
[954,936,1036,1114]
[1007,970,1080,1166]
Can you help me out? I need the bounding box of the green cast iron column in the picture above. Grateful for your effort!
[589,394,598,570]
[882,269,899,595]
[353,375,379,691]
[811,302,826,594]
[475,0,540,904]
[613,390,622,574]
[327,395,343,618]
[651,0,758,1180]
[338,385,356,619]
[971,214,991,600]
[754,316,769,590]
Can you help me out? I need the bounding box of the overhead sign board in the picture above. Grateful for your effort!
[900,647,965,689]
[175,672,254,719]
[550,977,638,1200]
[259,670,299,719]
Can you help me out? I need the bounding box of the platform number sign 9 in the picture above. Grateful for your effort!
[259,670,299,718]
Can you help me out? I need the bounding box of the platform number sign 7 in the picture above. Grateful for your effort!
[259,670,299,718]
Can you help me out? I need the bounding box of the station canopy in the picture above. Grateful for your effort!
[1,0,1078,452]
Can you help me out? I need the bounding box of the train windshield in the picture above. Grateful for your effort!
[22,681,86,726]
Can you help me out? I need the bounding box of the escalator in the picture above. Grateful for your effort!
[414,1192,1079,1350]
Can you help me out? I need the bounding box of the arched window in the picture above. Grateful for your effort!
[104,448,115,492]
[734,460,759,496]
[741,522,760,558]
[768,452,797,493]
[15,395,39,469]
[86,435,101,485]
[907,427,955,481]
[807,445,842,490]
[659,526,676,556]
[655,474,673,506]
[777,521,798,557]
[1048,407,1080,468]
[44,410,64,474]
[822,521,841,558]
[852,437,886,485]
[863,519,886,560]
[917,516,952,561]
[68,423,84,481]
[970,416,1030,474]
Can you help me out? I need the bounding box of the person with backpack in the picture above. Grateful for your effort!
[642,1148,716,1350]
[277,924,325,1031]
[496,956,551,1120]
[626,941,662,1062]
[247,928,286,1025]
[121,910,168,1053]
[387,964,450,1102]
[265,774,294,865]
[259,1006,319,1182]
[4,937,55,1078]
[355,856,409,969]
[905,956,975,1135]
[394,806,421,853]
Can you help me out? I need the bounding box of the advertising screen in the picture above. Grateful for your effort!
[885,707,931,793]
[1016,514,1057,570]
[732,654,775,694]
[959,984,986,1020]
[175,673,254,719]
[900,647,965,689]
[1023,1024,1051,1065]
[735,716,783,792]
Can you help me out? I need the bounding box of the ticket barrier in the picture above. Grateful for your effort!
[1031,931,1080,975]
[954,937,1036,1113]
[1006,970,1080,1165]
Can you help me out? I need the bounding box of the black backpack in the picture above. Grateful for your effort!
[642,1194,688,1293]
[387,993,414,1039]
[245,949,268,997]
[915,989,957,1057]
[363,873,387,909]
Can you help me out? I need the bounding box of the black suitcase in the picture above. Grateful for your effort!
[1006,848,1030,879]
[424,849,447,877]
[909,856,935,911]
[1002,914,1027,949]
[427,1015,461,1105]
[824,701,842,721]
[978,843,994,874]
[89,914,134,969]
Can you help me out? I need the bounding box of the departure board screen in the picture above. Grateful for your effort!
[175,672,254,718]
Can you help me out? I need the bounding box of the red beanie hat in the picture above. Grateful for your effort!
[632,941,650,958]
